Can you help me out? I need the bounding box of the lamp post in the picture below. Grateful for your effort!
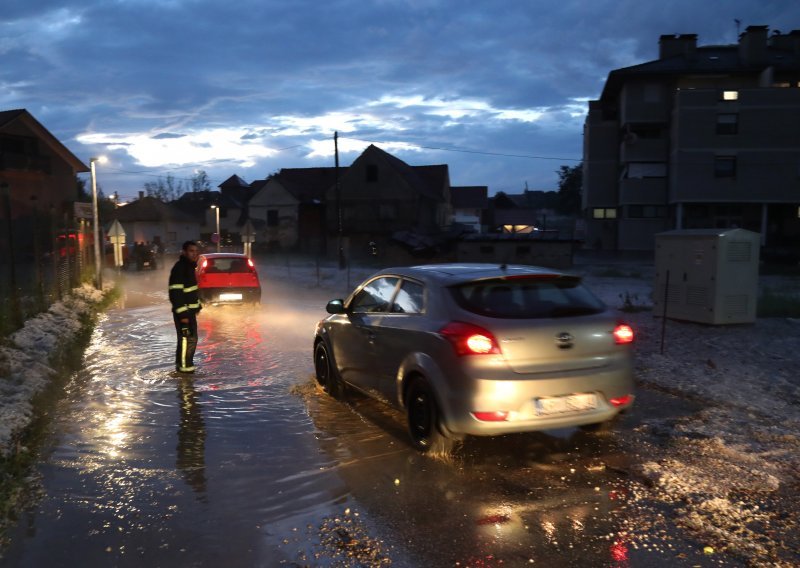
[211,204,220,252]
[89,156,107,289]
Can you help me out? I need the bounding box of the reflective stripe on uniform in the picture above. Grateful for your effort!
[178,365,196,373]
[187,303,201,309]
[180,337,189,370]
[175,306,189,314]
[169,284,184,290]
[184,285,198,293]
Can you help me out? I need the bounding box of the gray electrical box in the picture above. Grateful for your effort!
[654,228,760,324]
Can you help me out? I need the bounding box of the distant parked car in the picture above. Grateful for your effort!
[196,253,261,306]
[313,263,635,453]
[134,242,157,271]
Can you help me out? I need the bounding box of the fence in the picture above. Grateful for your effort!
[0,209,95,337]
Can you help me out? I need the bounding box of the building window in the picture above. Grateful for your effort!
[627,163,667,179]
[716,113,738,135]
[592,208,617,219]
[628,205,667,218]
[267,210,278,226]
[644,83,661,102]
[366,164,378,182]
[378,203,396,219]
[720,90,739,101]
[714,156,737,178]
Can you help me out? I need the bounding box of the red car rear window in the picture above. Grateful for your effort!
[204,258,252,274]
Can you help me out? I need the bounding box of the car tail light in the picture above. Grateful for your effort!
[613,323,634,344]
[247,258,255,270]
[609,394,633,407]
[472,411,509,421]
[440,322,501,355]
[201,259,208,270]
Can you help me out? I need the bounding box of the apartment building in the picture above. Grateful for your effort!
[583,25,800,257]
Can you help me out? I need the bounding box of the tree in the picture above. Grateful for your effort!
[191,170,211,192]
[556,163,582,215]
[144,173,185,201]
[76,175,89,201]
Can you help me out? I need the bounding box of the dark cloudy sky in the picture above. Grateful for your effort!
[2,0,798,201]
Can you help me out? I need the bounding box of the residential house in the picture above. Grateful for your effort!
[326,144,452,260]
[450,185,487,233]
[112,194,200,252]
[0,109,89,255]
[172,189,243,248]
[583,26,800,255]
[248,168,335,253]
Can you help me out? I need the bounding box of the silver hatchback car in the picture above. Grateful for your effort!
[313,263,635,453]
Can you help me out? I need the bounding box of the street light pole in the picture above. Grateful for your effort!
[89,156,106,289]
[211,204,220,252]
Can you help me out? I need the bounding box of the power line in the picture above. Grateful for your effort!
[341,136,582,162]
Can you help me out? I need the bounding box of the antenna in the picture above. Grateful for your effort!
[735,18,741,38]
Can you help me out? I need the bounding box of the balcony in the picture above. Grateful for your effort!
[618,177,668,204]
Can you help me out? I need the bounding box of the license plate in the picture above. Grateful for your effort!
[219,292,243,301]
[535,393,597,416]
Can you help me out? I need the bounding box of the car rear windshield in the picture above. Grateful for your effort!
[449,276,606,319]
[205,258,252,273]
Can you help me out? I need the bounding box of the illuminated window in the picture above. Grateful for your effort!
[592,208,617,219]
[721,90,739,101]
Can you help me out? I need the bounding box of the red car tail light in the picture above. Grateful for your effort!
[440,322,501,355]
[200,259,208,270]
[613,324,634,344]
[247,258,255,270]
[609,394,633,407]
[472,411,509,422]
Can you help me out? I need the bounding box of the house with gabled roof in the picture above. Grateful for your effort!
[1,109,89,254]
[326,144,452,259]
[248,167,338,253]
[112,194,199,251]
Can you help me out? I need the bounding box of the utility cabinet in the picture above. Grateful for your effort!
[653,228,760,324]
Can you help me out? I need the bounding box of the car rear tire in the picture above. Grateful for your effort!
[406,377,454,454]
[314,341,345,399]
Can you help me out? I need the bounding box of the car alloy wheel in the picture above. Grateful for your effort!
[406,377,453,454]
[314,341,345,399]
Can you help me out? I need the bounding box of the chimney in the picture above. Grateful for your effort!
[659,34,697,59]
[739,25,769,65]
[769,29,800,55]
[139,190,144,200]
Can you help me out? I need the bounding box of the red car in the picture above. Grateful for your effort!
[196,253,261,306]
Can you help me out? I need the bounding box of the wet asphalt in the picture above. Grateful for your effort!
[0,270,737,567]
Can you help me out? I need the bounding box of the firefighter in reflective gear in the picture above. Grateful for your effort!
[169,241,202,373]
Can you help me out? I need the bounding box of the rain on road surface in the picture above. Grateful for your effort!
[0,267,730,567]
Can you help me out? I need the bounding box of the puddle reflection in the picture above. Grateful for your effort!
[176,377,207,499]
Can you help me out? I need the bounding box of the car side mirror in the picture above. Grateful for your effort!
[326,299,345,314]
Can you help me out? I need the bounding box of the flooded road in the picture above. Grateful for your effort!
[0,269,731,567]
